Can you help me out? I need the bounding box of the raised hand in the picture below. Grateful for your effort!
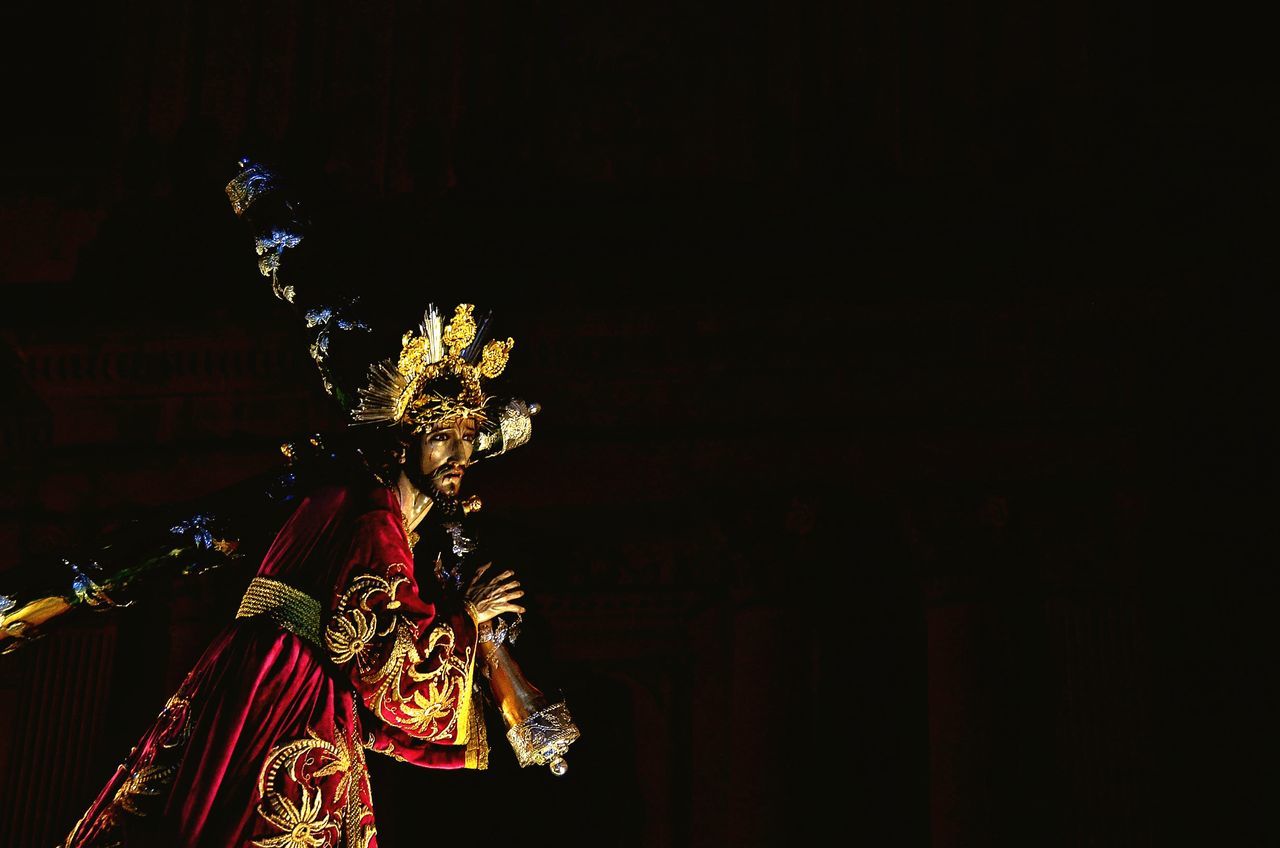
[465,562,526,624]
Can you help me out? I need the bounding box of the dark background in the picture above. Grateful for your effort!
[0,2,1270,846]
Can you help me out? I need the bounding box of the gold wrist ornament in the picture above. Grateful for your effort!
[479,634,581,776]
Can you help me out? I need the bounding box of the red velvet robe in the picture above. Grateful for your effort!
[64,483,483,848]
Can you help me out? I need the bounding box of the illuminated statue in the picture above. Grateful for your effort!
[0,161,579,846]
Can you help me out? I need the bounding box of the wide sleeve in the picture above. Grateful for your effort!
[322,507,480,750]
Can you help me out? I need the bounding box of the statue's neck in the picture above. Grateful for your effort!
[395,471,434,535]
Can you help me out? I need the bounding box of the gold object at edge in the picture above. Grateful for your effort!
[354,304,513,434]
[478,635,581,772]
[1,595,72,653]
[506,702,581,770]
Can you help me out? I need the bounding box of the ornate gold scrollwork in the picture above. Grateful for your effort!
[325,570,475,742]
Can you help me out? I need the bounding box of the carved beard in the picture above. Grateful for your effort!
[403,458,463,517]
[403,459,438,494]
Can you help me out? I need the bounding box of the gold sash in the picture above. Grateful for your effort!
[236,577,323,648]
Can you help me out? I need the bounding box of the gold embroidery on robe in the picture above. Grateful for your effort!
[112,762,178,816]
[251,714,375,848]
[66,689,195,844]
[465,694,489,770]
[362,734,409,764]
[325,569,476,742]
[156,692,193,749]
[343,698,377,848]
[325,573,405,666]
[252,728,347,848]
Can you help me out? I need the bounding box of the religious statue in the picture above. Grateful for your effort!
[1,160,579,846]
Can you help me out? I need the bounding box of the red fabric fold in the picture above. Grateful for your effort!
[64,483,477,848]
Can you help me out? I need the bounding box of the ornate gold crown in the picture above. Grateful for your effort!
[354,304,514,433]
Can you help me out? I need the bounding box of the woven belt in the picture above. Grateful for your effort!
[236,577,323,648]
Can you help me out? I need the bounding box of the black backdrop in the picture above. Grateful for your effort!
[0,2,1271,846]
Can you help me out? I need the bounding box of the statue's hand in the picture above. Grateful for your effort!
[465,562,525,624]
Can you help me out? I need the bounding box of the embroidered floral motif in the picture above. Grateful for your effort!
[325,569,473,742]
[251,711,376,848]
[325,573,405,666]
[252,728,348,848]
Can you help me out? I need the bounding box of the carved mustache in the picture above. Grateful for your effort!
[432,462,468,480]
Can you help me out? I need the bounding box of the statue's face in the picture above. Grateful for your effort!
[408,417,478,497]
